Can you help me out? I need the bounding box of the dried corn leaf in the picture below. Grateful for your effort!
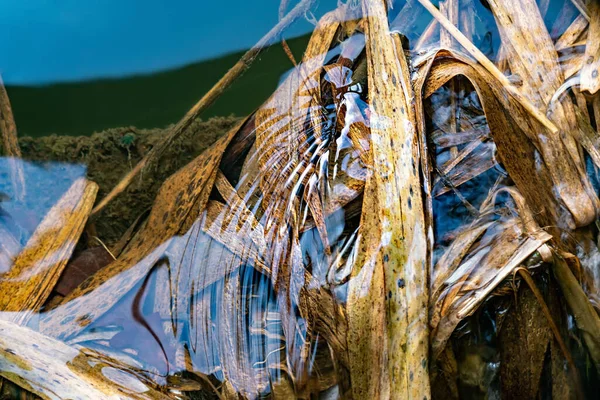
[431,220,493,297]
[417,52,572,230]
[345,0,429,398]
[560,48,586,79]
[440,0,459,49]
[486,0,600,227]
[498,284,552,399]
[0,178,97,324]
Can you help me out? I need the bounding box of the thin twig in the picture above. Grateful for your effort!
[91,0,316,215]
[416,0,560,134]
[0,74,25,202]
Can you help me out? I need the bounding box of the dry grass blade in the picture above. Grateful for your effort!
[580,0,600,95]
[345,0,429,398]
[0,319,170,400]
[0,178,97,325]
[91,0,315,215]
[0,75,25,202]
[416,0,560,134]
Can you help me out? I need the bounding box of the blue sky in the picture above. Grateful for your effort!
[0,0,336,85]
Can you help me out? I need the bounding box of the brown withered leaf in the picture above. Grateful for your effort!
[499,283,552,399]
[345,0,429,398]
[0,178,97,324]
[417,51,581,231]
[431,217,552,359]
[431,221,493,300]
[552,252,600,371]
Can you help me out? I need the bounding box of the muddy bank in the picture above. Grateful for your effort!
[16,116,241,245]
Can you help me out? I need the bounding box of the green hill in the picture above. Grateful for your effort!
[5,34,310,137]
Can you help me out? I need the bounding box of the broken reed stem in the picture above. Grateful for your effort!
[515,267,583,396]
[91,0,315,215]
[416,0,560,134]
[0,75,25,202]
